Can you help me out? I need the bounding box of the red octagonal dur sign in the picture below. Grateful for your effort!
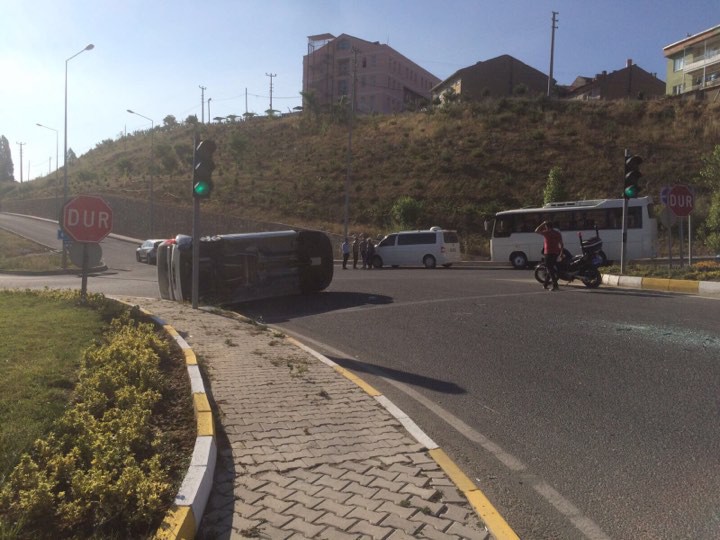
[667,185,694,218]
[62,195,113,243]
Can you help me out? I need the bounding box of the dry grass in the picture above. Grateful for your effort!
[6,97,720,248]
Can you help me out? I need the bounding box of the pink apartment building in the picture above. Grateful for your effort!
[303,33,440,114]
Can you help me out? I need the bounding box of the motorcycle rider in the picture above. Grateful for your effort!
[535,220,564,291]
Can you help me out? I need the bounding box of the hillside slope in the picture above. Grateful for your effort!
[3,97,719,243]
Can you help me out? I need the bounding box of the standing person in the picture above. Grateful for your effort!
[341,238,350,269]
[360,236,368,269]
[352,236,360,269]
[365,237,376,270]
[535,220,563,290]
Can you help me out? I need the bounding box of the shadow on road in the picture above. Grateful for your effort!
[235,291,393,323]
[330,356,467,395]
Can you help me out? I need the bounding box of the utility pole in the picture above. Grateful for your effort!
[199,85,207,123]
[343,48,359,241]
[547,11,559,97]
[266,73,276,113]
[16,142,25,183]
[208,97,212,123]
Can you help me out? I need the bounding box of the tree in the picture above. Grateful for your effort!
[185,114,199,125]
[300,90,319,120]
[698,145,720,252]
[163,115,178,128]
[543,166,567,204]
[391,196,424,229]
[67,148,77,164]
[0,135,14,181]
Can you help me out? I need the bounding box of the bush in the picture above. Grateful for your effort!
[0,311,178,539]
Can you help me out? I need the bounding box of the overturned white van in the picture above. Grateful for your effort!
[371,227,460,269]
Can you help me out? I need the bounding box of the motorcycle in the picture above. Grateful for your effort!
[534,229,605,289]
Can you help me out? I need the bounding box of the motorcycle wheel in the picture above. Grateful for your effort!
[534,264,549,284]
[582,267,602,288]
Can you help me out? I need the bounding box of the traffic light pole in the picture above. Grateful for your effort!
[191,133,200,309]
[620,149,629,275]
[620,196,629,275]
[192,196,200,309]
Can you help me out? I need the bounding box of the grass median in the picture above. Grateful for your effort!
[0,289,195,539]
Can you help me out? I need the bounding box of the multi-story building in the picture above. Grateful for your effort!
[564,60,665,100]
[663,24,720,96]
[303,33,440,114]
[431,55,549,101]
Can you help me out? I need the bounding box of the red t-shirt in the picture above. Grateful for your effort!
[539,229,563,255]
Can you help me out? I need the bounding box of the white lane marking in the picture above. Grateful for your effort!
[283,330,611,540]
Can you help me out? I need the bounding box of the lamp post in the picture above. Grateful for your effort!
[127,109,155,237]
[36,123,59,201]
[63,43,94,268]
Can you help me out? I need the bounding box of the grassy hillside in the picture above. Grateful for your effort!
[3,96,719,251]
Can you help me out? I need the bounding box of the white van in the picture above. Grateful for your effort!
[371,227,460,268]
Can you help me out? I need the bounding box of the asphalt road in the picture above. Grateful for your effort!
[237,267,720,540]
[3,212,720,539]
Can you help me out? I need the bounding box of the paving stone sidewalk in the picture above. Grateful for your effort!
[119,297,492,540]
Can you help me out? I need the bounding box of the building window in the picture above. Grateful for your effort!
[337,39,350,50]
[673,57,684,72]
[338,79,349,96]
[672,83,684,95]
[338,59,349,76]
[370,55,377,67]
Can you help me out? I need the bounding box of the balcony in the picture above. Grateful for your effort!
[683,48,720,73]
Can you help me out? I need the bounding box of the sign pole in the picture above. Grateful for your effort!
[688,214,692,266]
[678,217,684,268]
[80,242,89,302]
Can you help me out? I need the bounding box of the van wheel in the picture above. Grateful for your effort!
[371,255,383,268]
[509,251,528,269]
[423,255,436,269]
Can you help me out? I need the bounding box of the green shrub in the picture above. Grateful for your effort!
[0,311,177,539]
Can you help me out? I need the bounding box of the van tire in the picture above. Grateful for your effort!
[423,255,436,269]
[371,255,383,268]
[509,251,528,269]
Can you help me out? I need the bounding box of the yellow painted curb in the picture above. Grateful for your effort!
[333,364,382,396]
[642,277,700,293]
[429,448,519,540]
[116,299,215,540]
[284,330,517,539]
[194,393,215,437]
[154,505,196,540]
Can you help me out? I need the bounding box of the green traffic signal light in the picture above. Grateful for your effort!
[193,179,212,197]
[192,139,217,199]
[623,154,642,199]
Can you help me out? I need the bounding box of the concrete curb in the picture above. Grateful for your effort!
[286,336,519,540]
[123,305,217,540]
[602,273,720,296]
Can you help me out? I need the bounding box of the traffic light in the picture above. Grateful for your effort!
[192,139,217,198]
[624,153,642,199]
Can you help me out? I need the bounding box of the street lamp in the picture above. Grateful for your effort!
[63,43,94,268]
[127,109,155,237]
[36,123,59,200]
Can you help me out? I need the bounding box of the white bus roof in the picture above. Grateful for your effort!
[495,196,653,216]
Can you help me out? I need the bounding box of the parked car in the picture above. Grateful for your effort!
[136,239,164,264]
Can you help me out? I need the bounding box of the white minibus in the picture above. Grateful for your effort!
[371,227,460,268]
[490,197,657,268]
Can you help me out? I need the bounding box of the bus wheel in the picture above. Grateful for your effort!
[509,251,528,269]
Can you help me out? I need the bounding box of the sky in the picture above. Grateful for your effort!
[2,0,718,181]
